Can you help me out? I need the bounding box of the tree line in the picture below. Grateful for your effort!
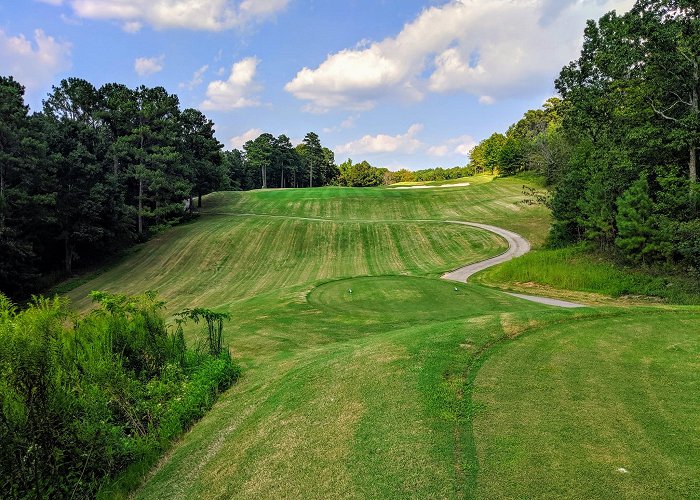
[226,131,337,190]
[0,76,228,297]
[466,0,699,270]
[0,77,344,299]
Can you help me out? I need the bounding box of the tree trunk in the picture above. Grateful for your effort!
[0,167,5,234]
[691,146,697,184]
[262,165,267,189]
[189,195,193,214]
[309,160,313,188]
[198,191,202,208]
[692,58,698,184]
[138,178,143,234]
[64,236,72,275]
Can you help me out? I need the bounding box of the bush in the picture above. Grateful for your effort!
[0,291,240,498]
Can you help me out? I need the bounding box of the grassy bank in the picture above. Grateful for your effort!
[474,245,700,305]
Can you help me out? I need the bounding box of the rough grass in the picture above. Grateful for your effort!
[474,245,700,305]
[55,175,700,498]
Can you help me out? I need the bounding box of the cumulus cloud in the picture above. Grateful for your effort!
[200,57,262,111]
[427,135,477,157]
[0,28,71,91]
[285,0,634,111]
[180,64,209,90]
[323,115,357,134]
[229,128,262,149]
[39,0,289,31]
[336,125,478,161]
[335,124,424,155]
[134,55,164,76]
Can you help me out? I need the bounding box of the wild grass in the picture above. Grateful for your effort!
[474,245,700,305]
[0,292,239,498]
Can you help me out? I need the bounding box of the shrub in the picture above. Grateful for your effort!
[0,291,240,498]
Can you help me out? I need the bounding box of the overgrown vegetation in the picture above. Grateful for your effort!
[0,291,239,498]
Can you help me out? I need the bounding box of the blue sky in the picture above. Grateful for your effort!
[0,0,633,170]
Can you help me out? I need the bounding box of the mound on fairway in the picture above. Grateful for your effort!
[58,176,698,499]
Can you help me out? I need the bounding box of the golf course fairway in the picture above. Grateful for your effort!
[62,175,698,498]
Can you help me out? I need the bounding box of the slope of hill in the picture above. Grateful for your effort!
[62,176,698,499]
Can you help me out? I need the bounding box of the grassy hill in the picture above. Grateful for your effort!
[62,175,699,499]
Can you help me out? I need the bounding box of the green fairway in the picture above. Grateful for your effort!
[474,309,700,499]
[58,176,698,498]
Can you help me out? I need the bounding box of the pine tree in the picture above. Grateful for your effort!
[615,176,655,263]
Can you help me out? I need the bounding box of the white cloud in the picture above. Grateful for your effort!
[427,135,477,157]
[200,57,262,111]
[229,128,262,149]
[40,0,289,31]
[0,28,71,91]
[134,55,164,76]
[335,124,424,155]
[285,0,635,111]
[122,21,142,33]
[336,124,477,161]
[323,115,357,134]
[180,64,209,90]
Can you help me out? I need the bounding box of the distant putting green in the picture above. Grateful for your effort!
[57,175,698,499]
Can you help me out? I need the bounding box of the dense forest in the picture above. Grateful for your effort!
[0,77,345,299]
[467,0,699,271]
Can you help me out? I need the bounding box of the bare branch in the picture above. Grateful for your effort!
[670,91,693,107]
[649,99,680,122]
[677,47,694,65]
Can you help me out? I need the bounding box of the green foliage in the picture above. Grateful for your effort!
[233,131,338,190]
[176,307,231,356]
[497,137,526,176]
[466,98,567,181]
[468,132,506,174]
[335,159,385,187]
[407,165,476,183]
[0,291,239,498]
[473,1,699,268]
[615,176,655,263]
[546,1,700,264]
[0,75,226,299]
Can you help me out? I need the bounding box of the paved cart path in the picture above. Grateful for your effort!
[441,221,585,308]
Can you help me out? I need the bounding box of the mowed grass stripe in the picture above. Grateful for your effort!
[203,176,550,245]
[67,216,507,314]
[116,178,700,499]
[472,310,700,499]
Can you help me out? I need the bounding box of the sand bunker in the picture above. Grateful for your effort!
[393,182,470,190]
